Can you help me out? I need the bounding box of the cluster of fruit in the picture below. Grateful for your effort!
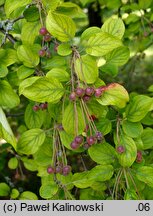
[32,103,48,111]
[38,27,52,58]
[69,86,106,102]
[47,164,72,176]
[71,132,103,150]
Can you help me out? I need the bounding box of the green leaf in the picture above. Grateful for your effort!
[17,44,40,68]
[24,103,45,129]
[10,189,20,199]
[42,56,66,70]
[134,138,144,150]
[72,171,94,188]
[114,133,137,167]
[42,0,60,12]
[87,100,108,118]
[96,118,112,135]
[17,129,46,155]
[86,32,122,56]
[19,191,38,200]
[46,12,76,42]
[81,27,101,43]
[101,17,125,39]
[141,128,153,150]
[20,77,64,103]
[0,183,10,196]
[62,103,85,135]
[72,165,113,188]
[97,83,129,108]
[0,64,8,78]
[105,46,130,66]
[138,0,152,9]
[88,143,117,165]
[23,6,39,22]
[59,130,74,150]
[8,157,18,169]
[100,63,118,77]
[0,49,18,66]
[39,182,58,199]
[4,0,31,18]
[21,157,38,171]
[57,43,72,56]
[136,166,153,188]
[126,95,153,122]
[34,138,53,166]
[74,55,98,84]
[0,107,17,149]
[124,189,139,200]
[122,120,143,138]
[21,21,41,44]
[88,165,114,182]
[19,77,40,95]
[0,80,20,108]
[17,65,34,80]
[46,67,70,82]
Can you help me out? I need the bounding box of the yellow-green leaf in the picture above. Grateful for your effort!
[74,55,98,84]
[17,129,46,155]
[97,83,129,108]
[86,32,122,56]
[101,17,125,39]
[46,12,76,42]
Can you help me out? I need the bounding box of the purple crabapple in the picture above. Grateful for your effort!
[69,92,76,101]
[75,87,85,97]
[39,27,48,35]
[85,87,94,96]
[32,105,40,111]
[47,166,55,174]
[117,145,125,154]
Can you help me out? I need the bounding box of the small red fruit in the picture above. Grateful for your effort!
[40,103,48,110]
[44,34,52,42]
[136,151,142,163]
[70,141,80,149]
[89,115,97,121]
[47,166,55,174]
[32,105,40,111]
[83,95,91,102]
[38,49,46,57]
[87,136,96,145]
[74,135,83,144]
[55,166,62,174]
[75,87,85,97]
[85,87,94,96]
[39,27,48,35]
[94,88,102,97]
[83,143,90,149]
[117,145,125,154]
[69,92,76,101]
[95,131,103,142]
[62,165,71,176]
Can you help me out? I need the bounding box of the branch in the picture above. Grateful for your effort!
[6,113,24,117]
